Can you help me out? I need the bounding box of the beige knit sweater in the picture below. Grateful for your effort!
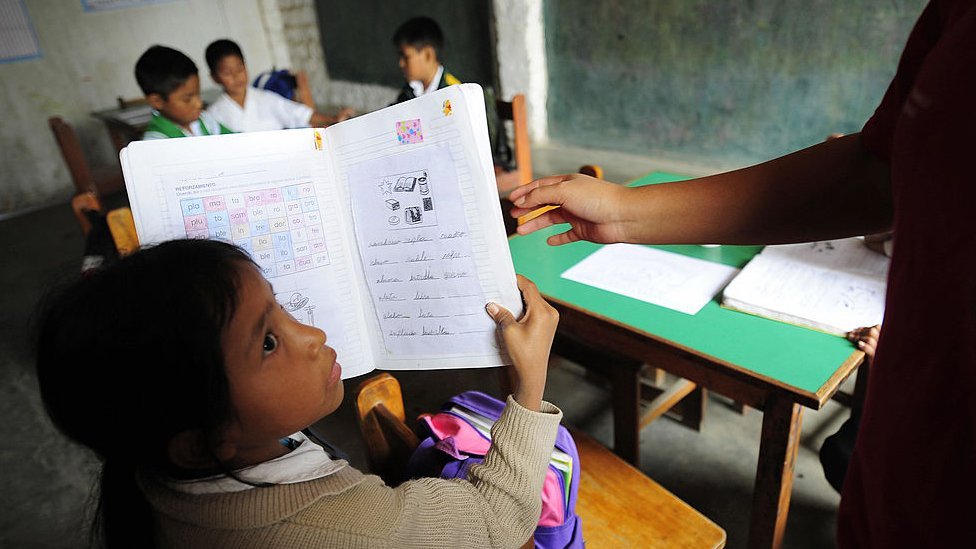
[140,396,563,548]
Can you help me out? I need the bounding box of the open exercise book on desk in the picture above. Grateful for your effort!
[120,84,521,378]
[721,238,889,336]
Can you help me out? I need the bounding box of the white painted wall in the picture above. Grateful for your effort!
[492,0,548,143]
[0,0,291,214]
[0,0,550,214]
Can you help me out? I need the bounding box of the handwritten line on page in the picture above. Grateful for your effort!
[560,244,740,315]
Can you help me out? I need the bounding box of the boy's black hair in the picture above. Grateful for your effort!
[205,39,245,73]
[392,16,444,57]
[134,45,198,99]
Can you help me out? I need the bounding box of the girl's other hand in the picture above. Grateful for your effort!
[486,275,558,411]
[847,324,881,365]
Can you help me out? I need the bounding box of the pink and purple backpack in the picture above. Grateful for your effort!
[404,391,584,548]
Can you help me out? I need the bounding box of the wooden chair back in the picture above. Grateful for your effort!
[71,192,101,237]
[495,94,533,190]
[355,373,420,484]
[49,116,125,197]
[50,117,96,194]
[70,192,139,257]
[106,208,138,256]
[495,94,533,235]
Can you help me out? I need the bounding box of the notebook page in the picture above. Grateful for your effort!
[326,85,520,370]
[120,129,373,378]
[722,239,888,335]
[758,239,890,278]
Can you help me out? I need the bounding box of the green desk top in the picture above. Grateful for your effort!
[508,171,859,402]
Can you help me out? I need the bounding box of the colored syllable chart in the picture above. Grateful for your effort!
[180,183,330,277]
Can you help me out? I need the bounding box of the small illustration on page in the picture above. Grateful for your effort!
[372,169,437,229]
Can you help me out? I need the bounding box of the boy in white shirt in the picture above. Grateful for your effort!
[205,39,352,133]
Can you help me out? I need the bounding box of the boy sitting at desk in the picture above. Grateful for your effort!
[392,16,511,179]
[392,16,462,103]
[135,45,233,140]
[204,39,353,133]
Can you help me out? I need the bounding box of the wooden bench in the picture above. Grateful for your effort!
[356,374,725,548]
[574,429,726,548]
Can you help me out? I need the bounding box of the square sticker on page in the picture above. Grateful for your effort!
[396,119,423,145]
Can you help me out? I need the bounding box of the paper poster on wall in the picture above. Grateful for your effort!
[81,0,177,12]
[0,0,41,63]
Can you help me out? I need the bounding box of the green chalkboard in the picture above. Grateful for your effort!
[544,0,927,167]
[315,0,496,89]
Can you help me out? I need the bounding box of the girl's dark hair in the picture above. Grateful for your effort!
[34,239,254,548]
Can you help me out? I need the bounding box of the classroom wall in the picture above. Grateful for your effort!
[316,0,496,89]
[494,0,548,142]
[314,0,500,114]
[544,0,928,169]
[0,0,313,215]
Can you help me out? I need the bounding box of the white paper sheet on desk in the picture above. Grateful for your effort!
[561,244,740,315]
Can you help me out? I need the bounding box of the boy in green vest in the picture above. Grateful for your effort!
[134,45,232,140]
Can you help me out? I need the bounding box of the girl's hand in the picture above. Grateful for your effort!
[847,324,881,365]
[507,174,636,246]
[486,275,559,411]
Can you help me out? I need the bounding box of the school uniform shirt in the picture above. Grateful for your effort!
[392,68,510,167]
[838,1,976,547]
[139,396,562,548]
[206,88,314,133]
[166,431,346,495]
[142,111,232,140]
[394,65,462,104]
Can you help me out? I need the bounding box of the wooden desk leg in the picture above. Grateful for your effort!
[678,387,706,431]
[106,126,128,154]
[611,362,642,465]
[747,398,803,549]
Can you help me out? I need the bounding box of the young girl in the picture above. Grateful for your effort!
[35,239,561,548]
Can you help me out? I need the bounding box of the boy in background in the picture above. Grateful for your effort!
[392,16,461,103]
[134,45,232,140]
[392,17,511,177]
[205,39,353,133]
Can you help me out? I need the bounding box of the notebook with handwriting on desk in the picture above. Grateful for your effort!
[119,84,521,378]
[721,238,889,336]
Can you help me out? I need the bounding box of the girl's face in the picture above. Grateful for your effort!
[219,265,343,463]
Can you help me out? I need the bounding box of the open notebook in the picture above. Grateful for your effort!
[120,84,521,378]
[721,239,889,335]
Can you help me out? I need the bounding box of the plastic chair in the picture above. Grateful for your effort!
[49,116,125,197]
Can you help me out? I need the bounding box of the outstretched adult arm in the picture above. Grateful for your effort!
[509,133,893,247]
